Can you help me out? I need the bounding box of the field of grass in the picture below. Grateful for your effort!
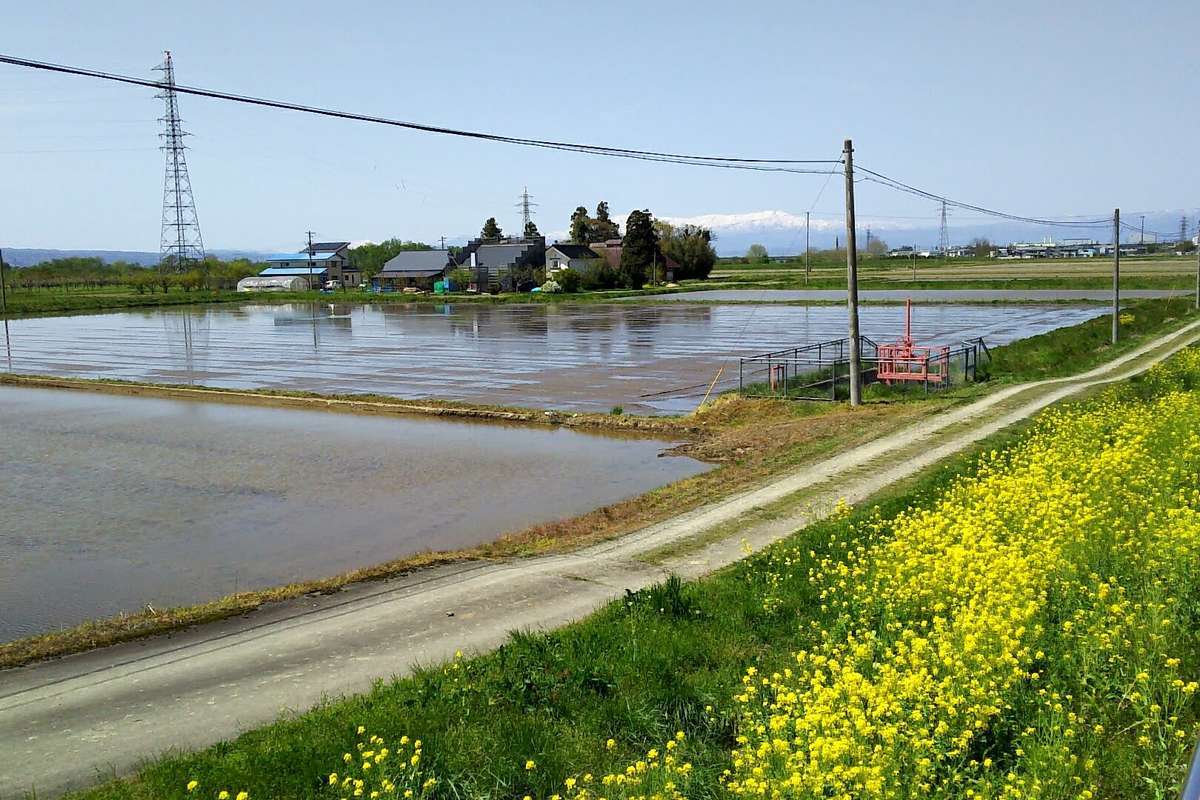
[711,253,1199,291]
[65,346,1200,800]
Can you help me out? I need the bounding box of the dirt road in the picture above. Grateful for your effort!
[3,320,1199,799]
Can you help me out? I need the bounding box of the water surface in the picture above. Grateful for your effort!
[0,386,707,641]
[0,302,1106,413]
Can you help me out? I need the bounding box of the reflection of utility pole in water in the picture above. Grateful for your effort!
[181,313,195,385]
[0,247,11,370]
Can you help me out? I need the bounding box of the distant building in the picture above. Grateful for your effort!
[546,243,603,275]
[258,241,358,288]
[994,239,1142,259]
[373,249,454,292]
[456,236,545,292]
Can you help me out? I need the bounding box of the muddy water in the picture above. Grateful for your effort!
[0,302,1104,413]
[0,386,708,642]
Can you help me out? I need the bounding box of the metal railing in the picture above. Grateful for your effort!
[738,335,990,401]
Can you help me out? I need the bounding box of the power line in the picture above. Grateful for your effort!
[0,53,839,175]
[856,164,1113,227]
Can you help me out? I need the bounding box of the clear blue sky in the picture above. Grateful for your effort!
[1,0,1197,251]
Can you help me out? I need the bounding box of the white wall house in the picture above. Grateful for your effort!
[545,243,602,274]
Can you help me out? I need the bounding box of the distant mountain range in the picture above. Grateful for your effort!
[0,248,270,267]
[655,209,1200,257]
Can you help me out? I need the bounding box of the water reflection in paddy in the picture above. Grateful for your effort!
[0,301,1106,413]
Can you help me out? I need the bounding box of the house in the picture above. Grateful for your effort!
[545,243,602,275]
[373,249,453,292]
[257,241,359,288]
[456,237,545,292]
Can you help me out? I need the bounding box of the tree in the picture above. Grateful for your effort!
[865,238,889,256]
[746,244,769,264]
[448,267,474,291]
[524,220,540,238]
[619,209,658,289]
[658,222,717,280]
[569,207,590,243]
[555,268,582,293]
[481,217,502,240]
[969,237,993,258]
[593,201,620,241]
[349,239,434,284]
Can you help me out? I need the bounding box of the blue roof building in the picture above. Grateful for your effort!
[256,241,358,288]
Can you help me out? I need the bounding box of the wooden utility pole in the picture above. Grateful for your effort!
[0,247,10,369]
[843,139,862,406]
[805,211,811,285]
[1112,209,1120,345]
[306,230,315,289]
[0,247,7,316]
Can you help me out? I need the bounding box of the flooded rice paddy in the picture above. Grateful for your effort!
[650,288,1184,303]
[0,301,1105,413]
[0,385,708,641]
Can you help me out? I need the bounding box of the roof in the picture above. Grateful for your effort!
[377,268,445,279]
[259,265,330,276]
[307,241,350,253]
[266,252,341,262]
[380,249,451,273]
[547,243,600,260]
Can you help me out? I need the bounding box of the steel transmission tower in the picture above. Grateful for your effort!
[938,199,949,256]
[516,186,537,236]
[154,51,204,270]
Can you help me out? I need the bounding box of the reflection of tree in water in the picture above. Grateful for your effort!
[161,310,211,385]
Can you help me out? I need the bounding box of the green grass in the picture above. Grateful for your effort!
[66,424,1029,800]
[984,294,1196,381]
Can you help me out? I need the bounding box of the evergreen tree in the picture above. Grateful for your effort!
[569,206,590,243]
[524,220,540,238]
[481,217,503,240]
[619,209,658,289]
[593,201,620,241]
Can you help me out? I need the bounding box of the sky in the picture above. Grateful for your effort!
[1,0,1198,252]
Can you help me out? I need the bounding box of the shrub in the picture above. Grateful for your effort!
[555,268,582,293]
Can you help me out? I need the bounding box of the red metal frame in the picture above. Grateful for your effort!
[876,299,951,384]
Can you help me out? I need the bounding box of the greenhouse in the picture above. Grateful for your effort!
[236,275,309,292]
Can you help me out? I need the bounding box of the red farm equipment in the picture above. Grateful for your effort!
[876,299,951,386]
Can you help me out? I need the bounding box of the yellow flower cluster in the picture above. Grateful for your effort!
[326,728,434,800]
[553,731,696,800]
[727,353,1200,798]
[184,782,247,800]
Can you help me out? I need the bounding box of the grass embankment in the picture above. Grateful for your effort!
[3,297,1196,671]
[67,350,1200,800]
